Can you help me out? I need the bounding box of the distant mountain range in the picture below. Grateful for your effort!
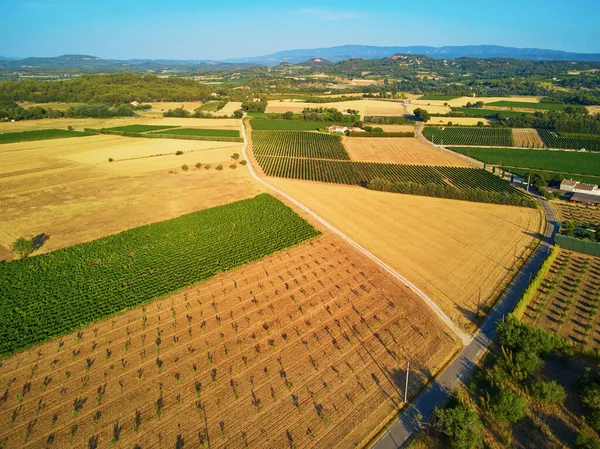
[225,44,600,65]
[2,45,600,70]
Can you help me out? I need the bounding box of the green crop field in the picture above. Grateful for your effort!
[419,95,461,101]
[104,125,180,133]
[423,127,514,146]
[255,155,524,195]
[451,107,532,118]
[538,130,600,151]
[155,128,240,138]
[250,119,354,131]
[486,101,568,111]
[252,130,349,160]
[0,194,320,356]
[450,147,600,177]
[503,167,600,186]
[0,129,93,144]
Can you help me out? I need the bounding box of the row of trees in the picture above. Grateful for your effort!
[498,109,600,134]
[0,101,136,121]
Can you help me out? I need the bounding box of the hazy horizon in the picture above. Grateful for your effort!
[2,0,599,60]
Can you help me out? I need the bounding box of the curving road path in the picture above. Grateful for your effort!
[371,193,557,448]
[239,117,471,345]
[239,115,556,448]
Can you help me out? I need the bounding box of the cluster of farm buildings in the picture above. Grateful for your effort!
[560,179,600,205]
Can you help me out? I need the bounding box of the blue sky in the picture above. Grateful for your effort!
[2,0,599,59]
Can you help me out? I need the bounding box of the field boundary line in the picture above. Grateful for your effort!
[240,116,471,345]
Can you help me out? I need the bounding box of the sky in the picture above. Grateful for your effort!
[2,0,600,59]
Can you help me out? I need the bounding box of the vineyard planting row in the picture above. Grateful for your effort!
[254,155,522,195]
[423,127,514,147]
[252,130,350,160]
[539,129,600,151]
[0,194,320,356]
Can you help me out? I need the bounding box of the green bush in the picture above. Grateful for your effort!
[489,389,528,423]
[233,110,243,119]
[195,162,202,169]
[176,151,183,155]
[575,433,600,449]
[216,164,223,171]
[434,402,483,449]
[239,160,247,166]
[108,158,113,162]
[181,165,188,171]
[529,380,566,404]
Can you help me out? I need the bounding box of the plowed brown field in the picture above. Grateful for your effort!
[0,234,457,449]
[342,137,471,166]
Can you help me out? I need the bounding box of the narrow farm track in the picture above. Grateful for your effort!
[372,200,557,448]
[240,117,471,346]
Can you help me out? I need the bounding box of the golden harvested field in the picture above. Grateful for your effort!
[405,104,451,115]
[341,137,471,166]
[0,133,261,261]
[412,96,543,108]
[0,233,458,449]
[512,128,545,148]
[149,101,204,112]
[266,99,407,117]
[377,125,416,133]
[218,101,243,115]
[587,105,600,115]
[17,102,82,110]
[427,117,491,126]
[266,180,544,332]
[0,117,240,133]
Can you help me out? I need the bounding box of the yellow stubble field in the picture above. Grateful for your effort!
[266,99,408,117]
[342,137,472,166]
[264,180,544,332]
[0,133,262,261]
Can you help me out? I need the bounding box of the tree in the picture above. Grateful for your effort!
[181,165,188,171]
[233,110,243,119]
[529,380,566,404]
[231,153,240,160]
[413,108,430,122]
[435,403,483,449]
[489,389,528,423]
[12,237,33,259]
[282,111,294,120]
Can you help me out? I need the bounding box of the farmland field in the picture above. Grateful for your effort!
[450,147,600,177]
[0,194,319,356]
[265,99,407,117]
[0,129,93,144]
[103,125,180,133]
[450,107,532,119]
[522,250,600,351]
[250,119,353,131]
[254,156,525,197]
[0,129,261,259]
[423,127,514,147]
[0,233,458,448]
[486,101,568,111]
[253,131,349,160]
[341,137,471,166]
[512,128,545,148]
[267,180,544,331]
[505,167,600,186]
[538,129,600,151]
[554,202,600,224]
[152,128,240,138]
[427,117,492,126]
[419,95,460,101]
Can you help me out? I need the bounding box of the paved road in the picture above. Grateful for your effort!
[239,117,471,345]
[372,200,557,448]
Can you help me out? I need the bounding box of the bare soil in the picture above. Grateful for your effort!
[0,234,458,449]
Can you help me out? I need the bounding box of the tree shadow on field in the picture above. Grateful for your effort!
[32,233,50,251]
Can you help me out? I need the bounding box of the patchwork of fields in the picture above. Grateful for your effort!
[0,233,458,448]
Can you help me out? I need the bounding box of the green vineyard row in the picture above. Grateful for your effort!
[0,194,320,357]
[423,127,514,147]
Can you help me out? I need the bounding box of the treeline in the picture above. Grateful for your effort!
[366,178,537,208]
[301,107,359,122]
[364,115,415,125]
[0,74,213,104]
[0,101,135,121]
[498,109,600,134]
[163,107,243,119]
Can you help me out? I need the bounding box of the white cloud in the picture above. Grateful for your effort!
[298,8,365,21]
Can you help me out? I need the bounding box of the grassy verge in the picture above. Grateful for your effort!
[0,129,94,144]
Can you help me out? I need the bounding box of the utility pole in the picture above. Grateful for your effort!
[404,360,410,404]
